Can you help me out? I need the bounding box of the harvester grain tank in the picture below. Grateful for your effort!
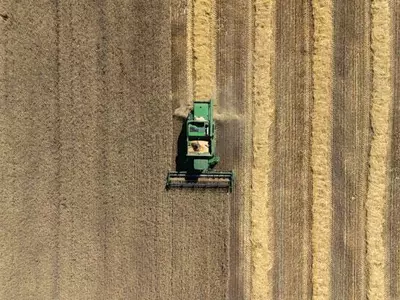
[166,100,234,191]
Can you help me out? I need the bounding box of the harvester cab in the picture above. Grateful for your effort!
[166,100,234,191]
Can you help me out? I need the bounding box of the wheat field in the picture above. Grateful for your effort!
[0,0,397,299]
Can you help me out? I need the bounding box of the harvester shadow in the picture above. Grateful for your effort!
[175,120,189,172]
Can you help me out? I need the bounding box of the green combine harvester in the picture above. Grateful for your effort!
[166,100,234,191]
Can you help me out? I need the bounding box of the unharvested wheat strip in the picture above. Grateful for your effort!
[192,0,216,100]
[311,1,333,299]
[1,2,61,298]
[0,11,9,297]
[0,0,7,104]
[251,1,275,299]
[367,1,393,299]
[0,0,8,145]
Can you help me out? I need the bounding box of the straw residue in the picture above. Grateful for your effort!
[186,0,193,104]
[251,1,275,299]
[192,0,216,100]
[311,1,333,299]
[366,0,393,298]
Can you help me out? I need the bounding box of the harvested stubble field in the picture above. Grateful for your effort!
[0,0,397,299]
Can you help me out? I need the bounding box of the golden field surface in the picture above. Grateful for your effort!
[0,0,398,299]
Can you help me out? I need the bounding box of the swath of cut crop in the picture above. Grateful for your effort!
[251,1,275,299]
[388,1,400,298]
[193,0,216,100]
[171,0,192,120]
[310,1,333,299]
[172,0,192,108]
[366,1,393,299]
